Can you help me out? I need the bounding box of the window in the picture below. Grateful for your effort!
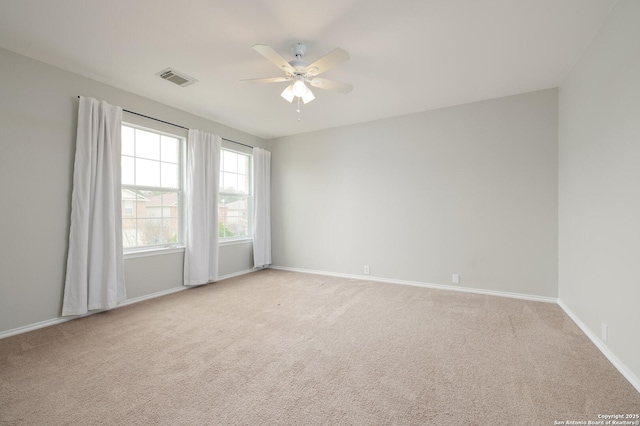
[121,124,184,250]
[123,200,134,216]
[219,148,252,240]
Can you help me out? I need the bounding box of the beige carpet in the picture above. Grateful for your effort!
[1,269,638,425]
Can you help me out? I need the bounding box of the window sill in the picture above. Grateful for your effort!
[124,246,185,259]
[219,238,253,247]
[123,239,252,258]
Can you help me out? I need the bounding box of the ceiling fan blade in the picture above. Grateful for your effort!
[306,48,350,76]
[240,76,290,84]
[253,44,295,74]
[309,78,353,94]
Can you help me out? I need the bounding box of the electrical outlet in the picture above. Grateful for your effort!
[364,265,370,275]
[601,323,608,343]
[452,274,460,284]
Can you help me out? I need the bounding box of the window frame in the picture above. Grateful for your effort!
[218,146,253,243]
[121,122,186,255]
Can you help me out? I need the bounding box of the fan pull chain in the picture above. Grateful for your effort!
[296,97,301,122]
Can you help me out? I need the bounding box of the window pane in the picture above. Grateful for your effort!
[237,154,247,175]
[218,194,249,237]
[122,156,134,185]
[161,162,178,188]
[238,173,248,193]
[123,200,134,216]
[223,150,238,173]
[138,218,162,246]
[122,189,137,215]
[162,192,179,244]
[136,158,160,187]
[163,219,178,244]
[162,192,178,208]
[122,126,135,156]
[218,222,228,238]
[122,190,180,247]
[122,218,137,248]
[222,172,238,192]
[135,129,160,160]
[144,191,163,218]
[161,136,178,163]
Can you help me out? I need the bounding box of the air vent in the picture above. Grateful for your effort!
[156,68,197,87]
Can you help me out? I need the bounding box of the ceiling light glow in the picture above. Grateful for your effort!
[293,79,307,97]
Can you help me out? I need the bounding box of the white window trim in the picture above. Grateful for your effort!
[122,122,186,256]
[219,147,253,242]
[124,246,185,259]
[219,237,253,247]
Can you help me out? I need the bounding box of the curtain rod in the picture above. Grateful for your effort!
[76,96,253,149]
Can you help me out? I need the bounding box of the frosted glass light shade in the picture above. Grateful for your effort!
[302,88,315,104]
[281,85,294,102]
[293,79,307,97]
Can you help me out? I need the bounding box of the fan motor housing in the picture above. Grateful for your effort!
[289,59,309,73]
[291,43,307,58]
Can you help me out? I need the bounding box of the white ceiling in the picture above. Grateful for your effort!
[0,0,617,140]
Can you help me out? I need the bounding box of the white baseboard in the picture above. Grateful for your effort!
[0,286,187,340]
[0,317,77,340]
[0,268,258,340]
[118,286,187,308]
[217,267,262,281]
[269,265,558,304]
[557,299,640,394]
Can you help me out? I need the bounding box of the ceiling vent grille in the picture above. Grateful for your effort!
[156,68,197,87]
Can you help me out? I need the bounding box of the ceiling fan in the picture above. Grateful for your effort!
[241,43,353,105]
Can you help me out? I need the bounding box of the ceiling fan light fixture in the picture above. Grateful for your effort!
[302,88,315,104]
[281,84,295,102]
[292,79,308,97]
[248,43,350,110]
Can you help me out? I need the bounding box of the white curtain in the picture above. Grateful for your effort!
[62,97,125,316]
[184,129,221,285]
[253,147,272,268]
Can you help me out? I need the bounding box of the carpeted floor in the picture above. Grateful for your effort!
[1,269,639,425]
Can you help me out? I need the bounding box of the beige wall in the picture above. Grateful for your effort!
[558,0,640,382]
[270,89,558,297]
[0,48,265,334]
